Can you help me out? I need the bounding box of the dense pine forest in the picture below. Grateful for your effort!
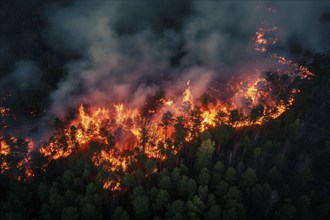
[1,1,330,220]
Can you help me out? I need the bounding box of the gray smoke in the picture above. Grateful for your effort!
[0,0,329,138]
[44,1,329,117]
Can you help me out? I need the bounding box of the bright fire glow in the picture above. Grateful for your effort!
[0,26,315,191]
[37,68,308,190]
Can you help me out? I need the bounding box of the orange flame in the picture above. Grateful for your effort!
[0,136,10,173]
[37,72,307,191]
[255,26,278,53]
[1,26,315,191]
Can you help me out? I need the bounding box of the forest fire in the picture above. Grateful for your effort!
[0,26,315,191]
[0,136,10,173]
[37,64,310,190]
[0,136,34,180]
[1,2,329,219]
[255,26,278,53]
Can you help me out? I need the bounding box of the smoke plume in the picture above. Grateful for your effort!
[0,1,329,138]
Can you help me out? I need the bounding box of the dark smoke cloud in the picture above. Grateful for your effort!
[44,1,329,115]
[0,0,329,138]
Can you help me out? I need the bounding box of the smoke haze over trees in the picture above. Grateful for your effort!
[1,0,329,136]
[0,1,330,219]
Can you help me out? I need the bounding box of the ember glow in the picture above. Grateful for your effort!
[0,135,34,180]
[0,25,315,191]
[255,26,278,53]
[0,136,10,173]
